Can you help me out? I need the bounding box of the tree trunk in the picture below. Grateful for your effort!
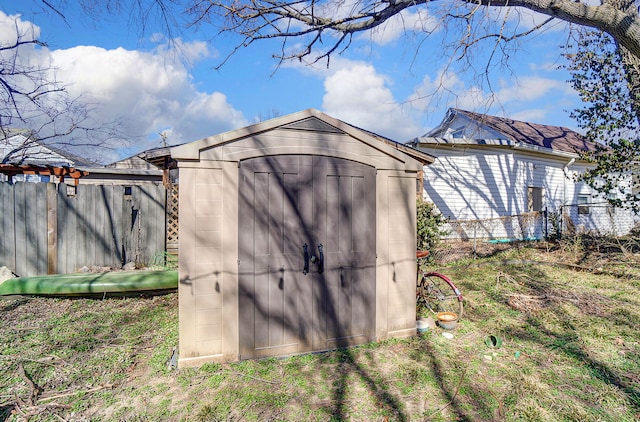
[619,46,640,125]
[609,0,640,124]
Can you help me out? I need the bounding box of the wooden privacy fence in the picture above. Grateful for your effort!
[0,182,167,277]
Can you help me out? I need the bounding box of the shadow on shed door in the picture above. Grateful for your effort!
[238,155,376,360]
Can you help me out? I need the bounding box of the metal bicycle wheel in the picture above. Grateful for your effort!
[417,271,463,318]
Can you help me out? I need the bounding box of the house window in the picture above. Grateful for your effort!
[578,194,590,215]
[528,187,543,212]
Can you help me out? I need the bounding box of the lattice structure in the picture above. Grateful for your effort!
[166,184,179,256]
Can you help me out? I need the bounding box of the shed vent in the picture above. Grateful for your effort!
[281,117,343,134]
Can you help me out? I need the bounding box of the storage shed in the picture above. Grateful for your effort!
[171,109,434,367]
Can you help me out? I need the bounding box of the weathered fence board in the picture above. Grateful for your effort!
[1,184,9,271]
[8,183,48,277]
[0,182,167,276]
[1,183,16,274]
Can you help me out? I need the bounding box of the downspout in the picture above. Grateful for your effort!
[563,158,576,206]
[562,158,576,236]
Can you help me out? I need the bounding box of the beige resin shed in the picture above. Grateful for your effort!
[171,109,434,367]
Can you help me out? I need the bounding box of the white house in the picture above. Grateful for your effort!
[0,132,163,185]
[407,108,639,239]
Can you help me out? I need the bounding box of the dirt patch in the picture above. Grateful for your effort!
[504,290,612,316]
[0,293,179,421]
[1,297,72,329]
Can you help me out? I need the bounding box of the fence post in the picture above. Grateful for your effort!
[47,183,57,274]
[473,222,477,258]
[544,207,548,241]
[560,205,564,240]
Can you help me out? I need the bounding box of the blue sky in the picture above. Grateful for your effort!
[1,1,580,163]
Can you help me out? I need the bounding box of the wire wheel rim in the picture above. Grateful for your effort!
[417,272,463,319]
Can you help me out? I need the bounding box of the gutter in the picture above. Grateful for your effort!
[409,137,516,147]
[513,142,580,159]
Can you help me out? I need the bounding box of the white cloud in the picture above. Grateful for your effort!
[322,63,421,141]
[280,55,424,139]
[407,64,579,131]
[154,37,214,64]
[0,11,248,162]
[0,11,39,45]
[493,75,573,103]
[407,69,469,113]
[367,9,439,46]
[510,108,551,123]
[173,92,247,141]
[454,86,492,111]
[489,6,568,33]
[48,43,247,155]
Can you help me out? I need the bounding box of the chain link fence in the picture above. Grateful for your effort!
[430,204,640,263]
[559,202,638,237]
[441,211,547,242]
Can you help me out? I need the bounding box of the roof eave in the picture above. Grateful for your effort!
[409,137,517,147]
[410,137,587,159]
[512,142,582,159]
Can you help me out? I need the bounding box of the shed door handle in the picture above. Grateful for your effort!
[317,244,324,274]
[303,243,309,275]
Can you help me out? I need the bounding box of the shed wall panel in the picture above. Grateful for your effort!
[178,167,199,360]
[375,171,417,340]
[193,168,224,356]
[179,163,240,364]
[386,175,416,332]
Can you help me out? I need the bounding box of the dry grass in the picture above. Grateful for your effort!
[1,242,639,421]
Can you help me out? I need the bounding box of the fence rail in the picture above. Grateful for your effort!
[441,203,639,244]
[560,202,638,237]
[1,182,166,277]
[442,211,547,242]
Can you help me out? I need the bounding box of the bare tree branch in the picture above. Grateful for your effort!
[0,16,127,164]
[178,0,640,62]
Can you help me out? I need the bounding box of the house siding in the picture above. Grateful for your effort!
[563,163,638,236]
[421,146,639,238]
[422,147,564,219]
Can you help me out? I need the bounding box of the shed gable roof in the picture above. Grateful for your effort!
[423,108,599,155]
[171,108,434,166]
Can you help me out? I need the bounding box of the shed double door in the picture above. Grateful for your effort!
[238,155,376,359]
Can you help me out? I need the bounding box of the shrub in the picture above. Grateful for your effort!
[416,200,447,254]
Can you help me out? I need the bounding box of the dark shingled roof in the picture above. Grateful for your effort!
[453,109,599,154]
